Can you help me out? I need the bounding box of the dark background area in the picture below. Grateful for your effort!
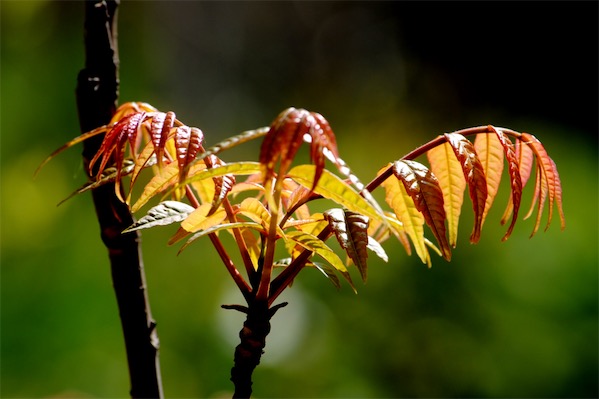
[2,1,597,398]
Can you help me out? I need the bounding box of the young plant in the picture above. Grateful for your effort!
[38,101,564,398]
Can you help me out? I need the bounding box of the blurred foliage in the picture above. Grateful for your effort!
[1,1,597,398]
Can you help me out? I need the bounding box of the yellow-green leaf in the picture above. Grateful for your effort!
[474,132,504,228]
[287,165,382,222]
[427,137,467,247]
[379,165,431,266]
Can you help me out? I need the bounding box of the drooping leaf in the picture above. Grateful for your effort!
[175,126,204,186]
[285,230,356,292]
[311,261,342,290]
[427,137,467,247]
[287,165,382,222]
[487,127,523,241]
[391,160,451,261]
[150,111,177,170]
[474,131,505,229]
[367,237,388,263]
[379,165,431,266]
[324,208,370,282]
[89,111,146,180]
[501,137,534,225]
[259,108,340,190]
[123,201,195,233]
[443,133,488,243]
[204,155,236,213]
[521,133,565,236]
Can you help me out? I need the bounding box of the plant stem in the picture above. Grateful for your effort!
[76,1,163,397]
[225,300,288,398]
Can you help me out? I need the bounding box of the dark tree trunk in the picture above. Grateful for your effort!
[75,1,163,397]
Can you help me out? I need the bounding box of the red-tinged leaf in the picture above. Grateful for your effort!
[474,131,504,229]
[501,138,534,225]
[123,201,195,233]
[392,160,451,261]
[521,133,564,236]
[150,111,176,169]
[487,127,523,241]
[443,133,488,243]
[204,155,236,213]
[175,126,204,184]
[324,208,370,282]
[259,108,340,190]
[379,165,430,266]
[89,111,146,179]
[427,137,467,247]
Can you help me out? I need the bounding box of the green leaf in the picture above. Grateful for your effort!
[123,201,195,233]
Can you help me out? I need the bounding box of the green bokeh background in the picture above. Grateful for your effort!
[2,1,597,398]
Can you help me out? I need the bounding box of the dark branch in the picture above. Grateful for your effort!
[75,1,163,398]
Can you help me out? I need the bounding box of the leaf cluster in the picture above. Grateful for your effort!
[38,102,565,304]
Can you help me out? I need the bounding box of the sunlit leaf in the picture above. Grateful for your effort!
[123,201,195,233]
[474,131,504,229]
[521,133,565,236]
[259,108,340,190]
[367,237,388,263]
[392,160,451,261]
[285,230,356,292]
[176,222,266,254]
[427,137,466,247]
[379,165,431,266]
[150,111,176,170]
[324,208,370,282]
[488,127,523,241]
[287,165,382,222]
[311,261,342,290]
[181,202,227,233]
[502,138,534,225]
[443,133,488,244]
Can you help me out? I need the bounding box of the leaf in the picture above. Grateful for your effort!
[175,126,204,185]
[427,137,467,247]
[367,236,388,262]
[123,201,195,233]
[324,208,370,282]
[487,127,523,241]
[204,155,236,213]
[287,165,382,222]
[181,203,227,233]
[150,111,176,170]
[474,131,505,229]
[392,160,451,261]
[259,108,340,190]
[379,165,431,266]
[176,222,266,254]
[311,261,342,290]
[521,133,565,236]
[443,133,488,244]
[285,230,356,292]
[502,137,534,225]
[131,161,210,212]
